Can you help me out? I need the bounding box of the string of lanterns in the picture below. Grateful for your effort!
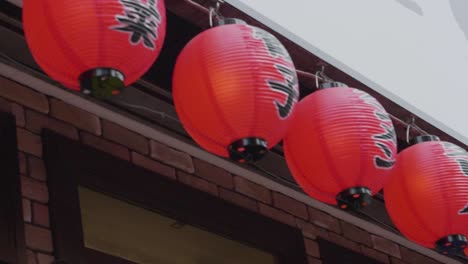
[21,0,468,258]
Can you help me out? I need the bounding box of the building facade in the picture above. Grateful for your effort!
[0,0,465,264]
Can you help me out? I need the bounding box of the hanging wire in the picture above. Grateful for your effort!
[388,113,430,139]
[295,69,325,89]
[179,1,435,140]
[183,0,210,14]
[250,163,304,189]
[111,100,182,123]
[183,0,224,27]
[184,0,332,88]
[185,0,225,14]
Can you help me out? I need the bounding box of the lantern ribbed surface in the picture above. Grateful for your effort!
[284,87,397,205]
[384,140,468,249]
[173,23,299,158]
[23,0,166,90]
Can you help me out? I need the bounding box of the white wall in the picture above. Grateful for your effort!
[227,0,468,145]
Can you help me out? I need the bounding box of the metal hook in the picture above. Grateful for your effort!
[315,65,335,88]
[209,7,215,27]
[315,66,326,88]
[209,0,224,27]
[406,117,416,144]
[320,65,334,82]
[315,70,321,88]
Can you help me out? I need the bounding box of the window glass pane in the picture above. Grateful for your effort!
[79,187,277,264]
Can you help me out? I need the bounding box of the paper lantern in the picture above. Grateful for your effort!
[23,0,166,98]
[284,82,397,209]
[173,19,299,162]
[385,135,468,255]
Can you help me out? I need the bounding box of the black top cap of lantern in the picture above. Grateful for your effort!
[409,135,440,146]
[214,18,247,26]
[319,81,348,89]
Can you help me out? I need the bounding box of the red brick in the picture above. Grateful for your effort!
[0,97,25,126]
[33,202,50,227]
[273,192,308,219]
[371,235,401,258]
[391,257,408,264]
[219,188,257,212]
[18,152,27,174]
[360,246,390,264]
[23,198,31,223]
[304,238,320,258]
[24,224,53,253]
[26,110,79,140]
[11,103,26,127]
[21,176,48,203]
[178,171,218,196]
[37,253,54,264]
[328,232,361,253]
[234,176,272,204]
[296,218,329,240]
[340,221,372,247]
[131,152,176,179]
[308,207,341,233]
[150,141,194,173]
[28,156,47,181]
[26,249,37,264]
[50,98,101,135]
[0,77,49,113]
[308,257,322,264]
[102,120,149,154]
[258,203,295,226]
[81,132,129,160]
[399,247,439,264]
[193,158,233,189]
[17,128,42,157]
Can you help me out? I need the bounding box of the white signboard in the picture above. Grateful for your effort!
[227,0,468,145]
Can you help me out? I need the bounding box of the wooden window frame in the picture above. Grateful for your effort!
[0,112,25,264]
[318,238,382,264]
[43,130,308,264]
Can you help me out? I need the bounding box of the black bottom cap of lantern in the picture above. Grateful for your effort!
[80,68,125,99]
[228,138,268,163]
[336,187,372,210]
[435,235,467,256]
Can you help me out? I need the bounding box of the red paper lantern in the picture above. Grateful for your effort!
[284,82,397,209]
[23,0,166,98]
[385,135,468,255]
[173,19,299,162]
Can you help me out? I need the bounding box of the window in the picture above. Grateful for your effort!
[0,112,25,264]
[43,130,307,264]
[79,187,277,264]
[318,238,382,264]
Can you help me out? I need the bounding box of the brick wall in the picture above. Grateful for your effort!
[0,75,447,264]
